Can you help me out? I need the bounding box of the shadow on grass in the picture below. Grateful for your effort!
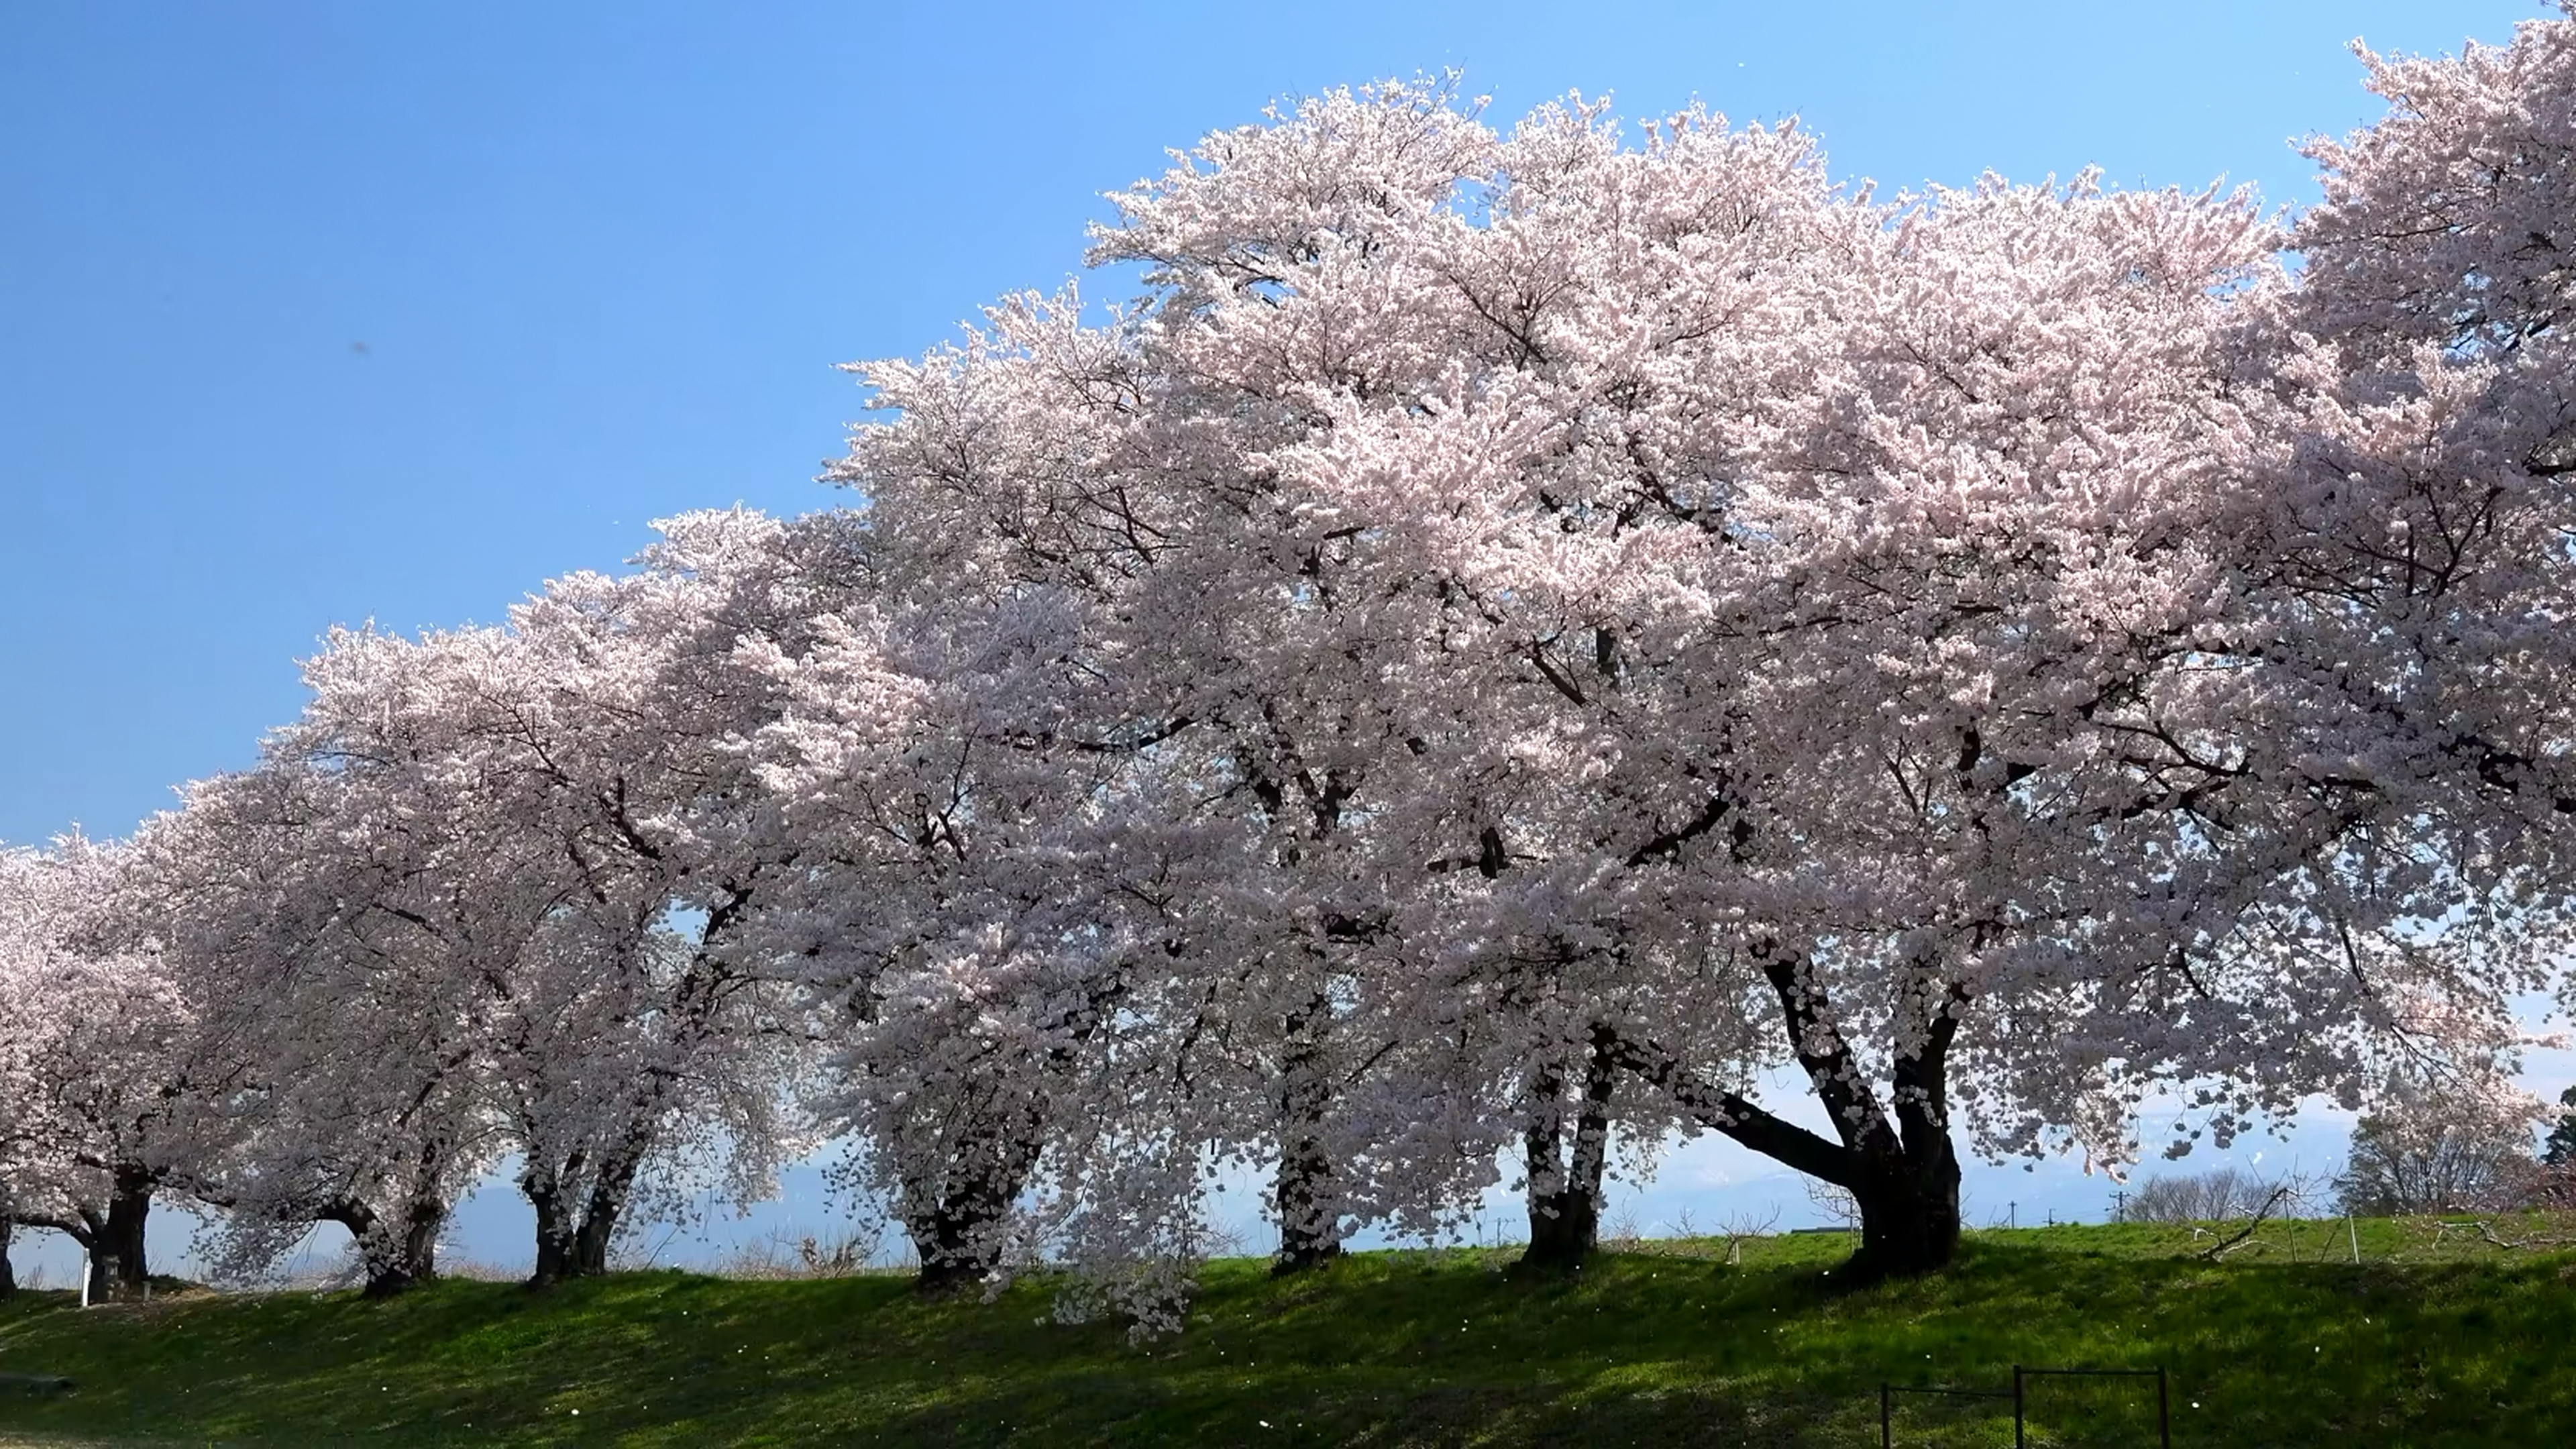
[1,1230,2571,1446]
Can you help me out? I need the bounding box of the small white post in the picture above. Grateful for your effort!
[2347,1214,2361,1265]
[78,1250,91,1309]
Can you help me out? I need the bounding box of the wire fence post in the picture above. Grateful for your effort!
[2012,1365,2025,1449]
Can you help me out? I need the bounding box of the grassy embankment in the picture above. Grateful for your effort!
[1,1216,2571,1446]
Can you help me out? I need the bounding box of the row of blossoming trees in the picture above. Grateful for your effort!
[8,15,2576,1319]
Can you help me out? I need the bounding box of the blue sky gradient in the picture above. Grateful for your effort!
[0,1,2555,1278]
[0,0,2542,844]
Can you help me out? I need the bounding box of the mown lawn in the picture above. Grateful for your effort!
[1,1218,2570,1445]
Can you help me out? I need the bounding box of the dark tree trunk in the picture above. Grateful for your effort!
[1273,994,1343,1275]
[523,1164,578,1289]
[910,1202,996,1295]
[1603,951,1970,1284]
[523,1139,644,1287]
[373,1132,458,1295]
[0,1212,15,1298]
[900,1085,1046,1295]
[1518,1026,1619,1273]
[1845,1126,1962,1281]
[97,1167,153,1297]
[908,1146,1038,1295]
[11,1171,162,1303]
[336,1191,450,1299]
[1273,1140,1342,1273]
[569,1159,638,1279]
[42,1212,110,1303]
[1758,950,1964,1282]
[391,1195,446,1292]
[325,1201,387,1294]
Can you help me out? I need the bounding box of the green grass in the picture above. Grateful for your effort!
[2,1216,2572,1445]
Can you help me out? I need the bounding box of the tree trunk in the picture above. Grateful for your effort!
[96,1167,153,1298]
[1602,951,1970,1284]
[908,1163,1016,1294]
[1845,965,1970,1281]
[337,1192,449,1298]
[898,1085,1045,1295]
[523,1141,642,1287]
[910,1202,994,1295]
[18,1204,130,1303]
[1742,951,1964,1281]
[1273,1140,1342,1273]
[0,1212,15,1298]
[910,1136,1040,1295]
[1273,994,1343,1274]
[523,1164,578,1289]
[1845,1126,1962,1281]
[44,1210,109,1303]
[372,1132,457,1295]
[1518,1026,1618,1273]
[390,1195,446,1293]
[569,1158,638,1279]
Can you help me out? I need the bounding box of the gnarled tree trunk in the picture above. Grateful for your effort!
[1273,993,1344,1274]
[904,1129,1042,1295]
[95,1167,154,1299]
[569,1157,639,1279]
[0,1212,15,1298]
[1518,1025,1619,1272]
[392,1195,447,1291]
[327,1190,450,1298]
[525,1177,616,1287]
[1605,949,1970,1283]
[523,1130,649,1288]
[1792,953,1966,1281]
[523,1160,581,1288]
[21,1169,157,1302]
[1845,1117,1962,1281]
[1273,1135,1342,1273]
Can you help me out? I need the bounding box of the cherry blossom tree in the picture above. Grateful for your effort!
[741,482,1213,1289]
[828,57,2576,1286]
[2330,1056,2546,1215]
[823,266,1463,1277]
[0,835,213,1301]
[10,11,2572,1317]
[125,759,504,1296]
[2274,3,2576,862]
[241,512,841,1286]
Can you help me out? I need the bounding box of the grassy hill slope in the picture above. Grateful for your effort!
[1,1219,2571,1446]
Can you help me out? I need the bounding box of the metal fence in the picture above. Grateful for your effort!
[1878,1381,2013,1445]
[1878,1365,2169,1448]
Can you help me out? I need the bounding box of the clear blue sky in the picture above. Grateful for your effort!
[1,1,2559,1277]
[0,0,2542,845]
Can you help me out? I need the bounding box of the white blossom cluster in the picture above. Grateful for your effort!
[8,14,2576,1324]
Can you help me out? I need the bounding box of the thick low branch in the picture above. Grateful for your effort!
[1759,951,1890,1154]
[14,1214,95,1248]
[1601,1028,1854,1188]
